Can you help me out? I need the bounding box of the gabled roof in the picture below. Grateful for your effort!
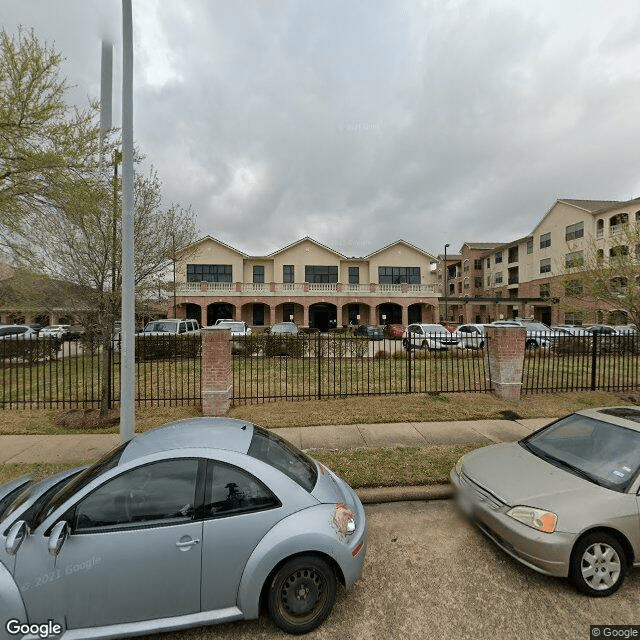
[268,236,347,259]
[177,235,248,258]
[364,239,437,261]
[462,242,503,250]
[557,199,622,212]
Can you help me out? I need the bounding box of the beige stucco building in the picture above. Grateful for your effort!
[441,197,640,326]
[173,237,440,329]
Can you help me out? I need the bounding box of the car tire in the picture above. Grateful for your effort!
[525,339,538,349]
[267,555,337,634]
[478,340,485,349]
[570,532,627,597]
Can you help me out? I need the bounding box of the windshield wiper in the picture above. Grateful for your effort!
[524,444,606,487]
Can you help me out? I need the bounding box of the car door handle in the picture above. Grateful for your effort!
[175,538,200,547]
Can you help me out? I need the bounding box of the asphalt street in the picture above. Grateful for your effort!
[151,500,640,640]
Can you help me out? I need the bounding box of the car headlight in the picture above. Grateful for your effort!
[507,506,557,533]
[454,455,465,476]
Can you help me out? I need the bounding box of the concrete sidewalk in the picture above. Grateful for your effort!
[0,417,554,464]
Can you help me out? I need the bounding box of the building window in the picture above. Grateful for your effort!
[463,260,469,272]
[348,267,360,284]
[474,259,483,270]
[486,258,491,268]
[565,311,583,325]
[565,279,583,296]
[609,245,629,259]
[565,222,584,241]
[464,279,470,289]
[539,283,550,299]
[187,264,232,282]
[283,265,294,283]
[494,272,503,284]
[495,251,503,264]
[486,275,492,287]
[378,266,420,284]
[253,265,264,283]
[508,247,518,263]
[253,303,265,326]
[596,249,604,264]
[565,251,584,269]
[609,213,629,234]
[527,239,533,254]
[305,266,338,283]
[474,276,483,288]
[540,232,551,249]
[540,258,551,274]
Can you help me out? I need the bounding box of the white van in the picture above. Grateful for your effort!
[141,319,200,336]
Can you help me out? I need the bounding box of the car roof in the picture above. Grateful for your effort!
[574,407,640,433]
[119,418,255,464]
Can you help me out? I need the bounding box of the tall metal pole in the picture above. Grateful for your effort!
[444,244,450,322]
[120,0,135,442]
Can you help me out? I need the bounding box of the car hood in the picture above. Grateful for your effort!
[461,442,607,509]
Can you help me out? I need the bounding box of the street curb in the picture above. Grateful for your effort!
[355,483,453,504]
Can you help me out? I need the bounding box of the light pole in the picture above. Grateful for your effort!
[444,244,450,322]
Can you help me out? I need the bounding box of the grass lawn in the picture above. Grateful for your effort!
[0,389,637,489]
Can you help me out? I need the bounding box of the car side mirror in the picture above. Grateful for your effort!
[48,521,69,557]
[5,520,28,556]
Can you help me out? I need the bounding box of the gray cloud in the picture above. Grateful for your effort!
[4,0,640,256]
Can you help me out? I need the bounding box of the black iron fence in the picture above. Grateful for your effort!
[0,334,201,409]
[231,332,491,404]
[522,333,640,393]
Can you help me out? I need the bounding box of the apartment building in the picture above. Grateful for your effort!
[174,236,440,330]
[442,197,640,326]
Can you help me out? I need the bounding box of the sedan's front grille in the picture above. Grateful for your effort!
[459,472,507,511]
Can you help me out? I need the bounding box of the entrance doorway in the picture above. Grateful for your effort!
[309,303,337,332]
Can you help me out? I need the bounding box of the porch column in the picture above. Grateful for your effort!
[303,305,309,328]
[402,305,409,327]
[269,306,276,326]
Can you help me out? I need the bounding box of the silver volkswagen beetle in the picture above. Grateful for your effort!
[0,418,367,638]
[451,407,640,597]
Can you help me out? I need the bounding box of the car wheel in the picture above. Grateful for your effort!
[402,338,412,351]
[267,555,337,634]
[525,339,538,349]
[570,532,626,597]
[478,340,485,349]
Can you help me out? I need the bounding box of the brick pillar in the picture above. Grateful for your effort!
[401,305,409,327]
[303,305,309,328]
[201,327,232,416]
[486,327,525,402]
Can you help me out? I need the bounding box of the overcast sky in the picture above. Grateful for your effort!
[4,0,640,258]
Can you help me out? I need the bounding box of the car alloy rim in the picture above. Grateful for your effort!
[280,567,327,619]
[581,542,621,590]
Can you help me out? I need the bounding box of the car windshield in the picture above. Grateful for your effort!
[522,322,551,332]
[30,444,127,530]
[217,322,244,331]
[144,321,178,333]
[422,325,447,334]
[521,414,640,492]
[271,324,296,334]
[248,426,318,492]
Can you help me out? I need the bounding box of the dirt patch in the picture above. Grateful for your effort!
[54,408,120,430]
[618,392,640,405]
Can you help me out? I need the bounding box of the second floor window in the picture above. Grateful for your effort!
[540,258,551,274]
[540,232,551,249]
[527,239,533,254]
[348,267,360,284]
[565,279,584,296]
[565,222,584,241]
[540,283,550,299]
[494,272,503,284]
[253,265,264,283]
[474,259,483,270]
[305,265,338,283]
[474,276,483,288]
[187,264,232,282]
[283,265,294,283]
[378,266,420,284]
[495,251,503,264]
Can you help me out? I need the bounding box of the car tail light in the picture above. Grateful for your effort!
[333,503,356,535]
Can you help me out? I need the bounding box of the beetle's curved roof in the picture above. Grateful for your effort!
[119,418,255,464]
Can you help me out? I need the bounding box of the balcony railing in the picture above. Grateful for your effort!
[176,282,439,297]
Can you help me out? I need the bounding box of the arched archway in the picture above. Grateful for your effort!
[309,303,337,331]
[377,303,402,325]
[207,303,235,326]
[185,303,202,325]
